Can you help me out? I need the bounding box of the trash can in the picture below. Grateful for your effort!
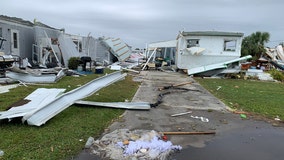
[95,66,104,74]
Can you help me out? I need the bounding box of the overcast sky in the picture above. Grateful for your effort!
[1,0,283,48]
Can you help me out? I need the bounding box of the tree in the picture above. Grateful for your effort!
[241,31,270,60]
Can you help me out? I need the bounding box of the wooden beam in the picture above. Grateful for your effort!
[161,131,216,135]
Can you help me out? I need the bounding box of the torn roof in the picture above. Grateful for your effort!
[0,15,33,26]
[0,15,61,31]
[103,37,132,61]
[181,31,244,37]
[33,21,57,30]
[148,40,177,49]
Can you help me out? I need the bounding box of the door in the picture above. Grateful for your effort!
[10,29,20,56]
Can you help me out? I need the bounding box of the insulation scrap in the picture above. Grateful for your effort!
[89,129,182,160]
[116,134,182,156]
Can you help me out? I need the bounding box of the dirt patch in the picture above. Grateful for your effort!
[6,99,30,110]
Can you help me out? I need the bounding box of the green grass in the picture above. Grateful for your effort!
[195,78,284,120]
[0,70,140,160]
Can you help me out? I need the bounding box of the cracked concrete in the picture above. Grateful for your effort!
[74,70,284,160]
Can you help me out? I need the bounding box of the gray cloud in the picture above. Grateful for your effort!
[1,0,284,48]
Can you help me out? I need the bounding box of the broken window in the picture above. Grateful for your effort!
[224,40,237,51]
[73,39,82,53]
[186,39,199,48]
[13,32,18,49]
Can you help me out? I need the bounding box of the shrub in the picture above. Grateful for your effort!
[68,57,81,69]
[268,69,284,82]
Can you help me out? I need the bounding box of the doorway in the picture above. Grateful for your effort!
[10,29,20,56]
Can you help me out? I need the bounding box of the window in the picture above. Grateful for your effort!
[13,32,18,48]
[186,39,199,48]
[224,40,237,51]
[73,40,82,52]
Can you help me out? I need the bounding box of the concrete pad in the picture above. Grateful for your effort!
[107,71,229,147]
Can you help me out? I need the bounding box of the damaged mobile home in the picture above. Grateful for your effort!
[265,44,284,70]
[146,31,252,75]
[0,15,133,82]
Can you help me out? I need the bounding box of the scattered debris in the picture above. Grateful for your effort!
[0,88,66,121]
[0,84,18,94]
[171,111,192,117]
[85,137,95,149]
[110,62,140,74]
[274,116,281,121]
[5,66,66,83]
[161,131,216,135]
[190,115,209,122]
[232,110,248,115]
[0,71,127,126]
[246,69,274,81]
[216,86,222,90]
[171,111,210,123]
[25,71,126,126]
[88,129,181,160]
[240,114,247,119]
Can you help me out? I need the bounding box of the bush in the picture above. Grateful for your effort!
[268,69,284,82]
[68,57,80,69]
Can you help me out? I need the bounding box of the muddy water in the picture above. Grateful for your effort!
[171,127,284,160]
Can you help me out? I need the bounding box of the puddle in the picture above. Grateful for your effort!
[171,127,284,160]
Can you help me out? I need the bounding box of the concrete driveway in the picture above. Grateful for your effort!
[75,70,284,160]
[108,70,229,147]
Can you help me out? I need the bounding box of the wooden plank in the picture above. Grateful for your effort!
[161,131,216,135]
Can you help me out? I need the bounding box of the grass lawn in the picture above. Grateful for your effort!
[0,70,140,160]
[2,69,283,159]
[195,78,284,120]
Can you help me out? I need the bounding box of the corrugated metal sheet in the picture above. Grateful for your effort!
[148,40,177,49]
[24,71,126,126]
[75,101,150,110]
[0,88,65,120]
[103,38,131,61]
[6,72,57,83]
[187,55,252,75]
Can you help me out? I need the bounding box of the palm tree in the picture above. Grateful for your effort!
[241,31,270,59]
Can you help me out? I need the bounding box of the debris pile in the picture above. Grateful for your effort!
[0,71,127,126]
[87,129,182,160]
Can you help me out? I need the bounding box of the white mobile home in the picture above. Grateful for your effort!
[177,31,251,75]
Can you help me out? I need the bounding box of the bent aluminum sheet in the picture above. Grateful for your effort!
[0,88,65,120]
[187,55,252,75]
[25,71,126,126]
[6,72,57,83]
[0,84,18,94]
[5,70,65,83]
[75,100,150,110]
